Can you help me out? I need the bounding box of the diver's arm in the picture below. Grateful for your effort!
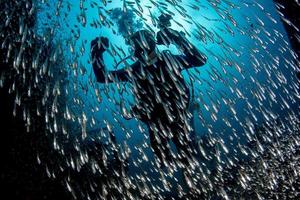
[158,28,207,68]
[91,37,131,83]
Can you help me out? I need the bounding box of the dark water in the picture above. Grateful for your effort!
[1,0,300,199]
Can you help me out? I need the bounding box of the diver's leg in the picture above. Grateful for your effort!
[172,122,202,193]
[171,121,194,166]
[149,126,163,162]
[148,123,172,166]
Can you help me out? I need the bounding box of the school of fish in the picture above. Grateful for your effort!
[0,0,299,199]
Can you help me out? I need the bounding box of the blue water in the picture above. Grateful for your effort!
[35,0,299,196]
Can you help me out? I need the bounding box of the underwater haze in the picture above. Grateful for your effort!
[1,0,300,199]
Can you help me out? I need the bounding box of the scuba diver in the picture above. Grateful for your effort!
[90,14,207,166]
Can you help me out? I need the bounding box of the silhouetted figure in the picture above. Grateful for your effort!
[91,18,206,166]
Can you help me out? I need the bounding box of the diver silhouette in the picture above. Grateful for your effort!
[91,15,207,166]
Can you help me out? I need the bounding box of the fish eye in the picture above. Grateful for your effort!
[129,46,135,54]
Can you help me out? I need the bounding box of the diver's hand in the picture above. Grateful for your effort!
[165,28,182,40]
[91,37,109,83]
[157,28,184,46]
[91,36,109,58]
